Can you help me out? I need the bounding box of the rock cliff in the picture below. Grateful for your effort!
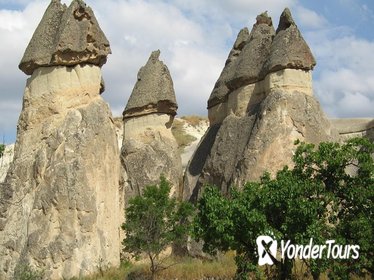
[0,1,120,279]
[184,9,338,200]
[121,51,182,202]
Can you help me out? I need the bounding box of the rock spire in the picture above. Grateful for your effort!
[183,8,337,201]
[0,1,120,279]
[121,50,182,203]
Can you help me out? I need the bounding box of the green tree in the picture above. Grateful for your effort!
[122,177,193,280]
[0,144,4,159]
[194,138,373,280]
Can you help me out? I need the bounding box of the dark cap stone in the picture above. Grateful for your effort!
[19,0,111,75]
[262,8,316,74]
[123,50,178,118]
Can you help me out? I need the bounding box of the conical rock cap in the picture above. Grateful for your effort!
[123,50,178,118]
[19,0,111,75]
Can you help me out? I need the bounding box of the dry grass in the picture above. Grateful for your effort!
[70,261,130,280]
[72,253,372,280]
[76,253,236,280]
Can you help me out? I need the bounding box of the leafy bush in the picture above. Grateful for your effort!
[194,138,374,280]
[122,176,194,280]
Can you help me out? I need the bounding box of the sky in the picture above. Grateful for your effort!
[0,0,373,143]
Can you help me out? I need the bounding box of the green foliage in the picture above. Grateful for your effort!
[194,138,374,280]
[0,144,4,159]
[122,176,194,279]
[14,263,44,280]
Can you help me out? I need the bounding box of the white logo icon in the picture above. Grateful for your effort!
[256,235,278,265]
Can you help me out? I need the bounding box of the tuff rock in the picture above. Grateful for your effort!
[123,50,178,118]
[207,28,250,110]
[262,8,316,74]
[121,51,182,203]
[226,12,275,90]
[0,1,120,279]
[184,9,338,200]
[19,0,111,75]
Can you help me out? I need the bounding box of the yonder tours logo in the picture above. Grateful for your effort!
[256,235,360,266]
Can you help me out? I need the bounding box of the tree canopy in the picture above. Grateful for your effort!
[194,138,374,280]
[122,176,193,280]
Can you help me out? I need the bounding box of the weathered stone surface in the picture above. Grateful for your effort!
[0,65,121,279]
[121,114,182,202]
[121,53,181,202]
[226,12,275,90]
[189,91,338,198]
[185,8,337,202]
[262,8,316,74]
[19,0,111,75]
[207,28,249,109]
[123,50,178,118]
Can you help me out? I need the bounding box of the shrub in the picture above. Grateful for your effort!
[122,177,194,280]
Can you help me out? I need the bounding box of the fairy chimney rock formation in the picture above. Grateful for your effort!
[0,1,120,279]
[121,51,182,202]
[184,9,337,200]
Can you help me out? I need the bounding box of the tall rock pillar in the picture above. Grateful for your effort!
[0,1,121,279]
[184,9,338,200]
[121,50,182,203]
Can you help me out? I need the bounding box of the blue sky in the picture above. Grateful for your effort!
[0,0,373,143]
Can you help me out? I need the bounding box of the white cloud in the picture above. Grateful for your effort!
[312,34,374,117]
[294,6,328,29]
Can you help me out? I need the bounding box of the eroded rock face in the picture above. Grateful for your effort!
[207,28,250,110]
[19,0,111,75]
[0,65,121,279]
[0,1,120,279]
[184,8,337,200]
[226,12,275,90]
[196,92,336,196]
[121,51,182,202]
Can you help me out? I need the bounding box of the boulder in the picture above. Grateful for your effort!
[0,1,120,279]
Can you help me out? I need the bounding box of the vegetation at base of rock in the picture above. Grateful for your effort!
[194,138,374,280]
[14,263,44,280]
[122,176,194,280]
[74,254,236,280]
[171,119,197,152]
[0,144,4,158]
